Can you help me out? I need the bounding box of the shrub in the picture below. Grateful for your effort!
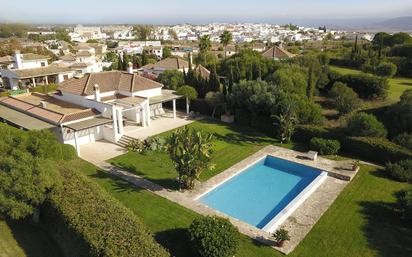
[329,82,361,115]
[176,85,198,101]
[273,228,290,245]
[29,83,59,93]
[375,62,397,77]
[393,133,412,150]
[310,137,341,155]
[189,216,239,257]
[347,112,387,138]
[50,166,169,257]
[396,189,412,220]
[328,72,389,99]
[385,159,412,183]
[343,137,412,164]
[127,139,146,153]
[127,136,166,153]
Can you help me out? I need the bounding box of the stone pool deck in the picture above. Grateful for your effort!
[95,145,359,255]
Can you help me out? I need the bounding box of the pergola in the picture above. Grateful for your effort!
[63,117,112,156]
[149,89,186,118]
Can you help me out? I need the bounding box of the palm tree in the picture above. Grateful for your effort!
[220,30,233,59]
[199,35,212,64]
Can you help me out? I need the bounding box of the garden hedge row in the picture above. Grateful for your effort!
[328,70,389,99]
[47,166,169,257]
[29,83,59,93]
[294,125,412,163]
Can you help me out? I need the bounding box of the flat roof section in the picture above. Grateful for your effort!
[0,105,55,130]
[149,89,183,105]
[63,116,112,131]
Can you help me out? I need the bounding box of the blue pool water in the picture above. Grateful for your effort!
[201,156,322,228]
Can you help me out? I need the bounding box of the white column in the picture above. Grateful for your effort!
[186,97,190,114]
[73,131,80,156]
[172,99,177,119]
[32,77,36,87]
[112,108,118,141]
[146,101,151,126]
[117,109,124,135]
[141,107,147,127]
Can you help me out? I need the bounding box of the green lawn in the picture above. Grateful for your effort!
[110,119,279,189]
[77,157,412,257]
[0,219,63,257]
[330,66,412,106]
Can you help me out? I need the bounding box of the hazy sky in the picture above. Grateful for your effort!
[0,0,411,24]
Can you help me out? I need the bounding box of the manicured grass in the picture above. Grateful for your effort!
[110,119,278,189]
[330,66,412,106]
[0,219,63,257]
[76,157,412,257]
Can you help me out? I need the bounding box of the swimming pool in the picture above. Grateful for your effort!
[200,155,327,232]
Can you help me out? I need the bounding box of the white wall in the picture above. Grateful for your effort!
[20,60,48,70]
[62,126,104,146]
[54,92,113,117]
[134,88,162,98]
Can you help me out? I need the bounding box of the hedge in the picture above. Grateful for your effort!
[293,125,412,164]
[328,70,389,99]
[310,137,341,155]
[48,166,169,257]
[29,83,59,93]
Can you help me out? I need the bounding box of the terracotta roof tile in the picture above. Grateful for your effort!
[58,71,163,96]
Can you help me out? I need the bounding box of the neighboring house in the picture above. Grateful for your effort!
[71,25,108,41]
[0,70,186,156]
[113,30,134,40]
[1,51,76,90]
[140,57,190,77]
[262,46,296,60]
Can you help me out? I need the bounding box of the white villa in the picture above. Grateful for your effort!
[1,51,76,90]
[0,70,187,156]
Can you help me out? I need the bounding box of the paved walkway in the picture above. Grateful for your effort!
[91,145,358,254]
[80,113,200,165]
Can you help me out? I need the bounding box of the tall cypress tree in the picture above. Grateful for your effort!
[209,65,220,92]
[228,67,234,94]
[306,65,314,99]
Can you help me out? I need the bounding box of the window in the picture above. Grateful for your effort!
[41,62,46,67]
[63,75,69,80]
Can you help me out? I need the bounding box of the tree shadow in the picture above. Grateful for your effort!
[6,219,64,257]
[89,169,146,193]
[107,162,180,190]
[155,228,197,257]
[359,200,412,257]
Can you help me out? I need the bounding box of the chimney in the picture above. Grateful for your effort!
[127,62,133,74]
[40,101,47,108]
[94,84,101,102]
[14,50,23,69]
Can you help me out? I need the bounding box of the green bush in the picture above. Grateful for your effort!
[375,62,397,77]
[393,133,412,150]
[50,166,169,257]
[29,83,59,93]
[385,159,412,183]
[293,124,412,164]
[343,137,412,164]
[189,216,239,257]
[310,137,341,155]
[396,189,412,220]
[329,82,361,114]
[328,71,389,99]
[347,112,387,138]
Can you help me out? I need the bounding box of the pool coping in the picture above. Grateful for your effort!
[186,145,358,254]
[195,154,329,234]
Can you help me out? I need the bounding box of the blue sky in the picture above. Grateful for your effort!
[0,0,411,24]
